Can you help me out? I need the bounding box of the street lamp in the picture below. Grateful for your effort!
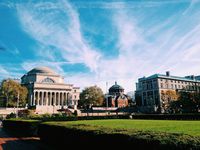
[53,104,55,114]
[180,104,182,114]
[16,92,19,118]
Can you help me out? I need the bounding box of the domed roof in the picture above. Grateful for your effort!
[27,67,57,75]
[109,82,124,91]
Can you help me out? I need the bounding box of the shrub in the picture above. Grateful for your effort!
[2,119,41,136]
[6,112,16,119]
[38,122,200,149]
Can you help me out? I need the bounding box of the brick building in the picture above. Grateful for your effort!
[105,82,129,108]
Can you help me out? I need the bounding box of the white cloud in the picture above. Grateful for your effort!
[17,0,101,73]
[0,65,9,75]
[11,0,200,94]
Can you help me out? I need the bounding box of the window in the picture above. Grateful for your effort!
[161,83,163,88]
[41,78,55,83]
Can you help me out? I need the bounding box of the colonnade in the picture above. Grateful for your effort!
[30,90,72,106]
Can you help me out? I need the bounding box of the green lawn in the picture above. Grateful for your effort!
[63,119,200,136]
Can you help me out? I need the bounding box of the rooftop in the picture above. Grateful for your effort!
[139,73,200,82]
[27,66,58,75]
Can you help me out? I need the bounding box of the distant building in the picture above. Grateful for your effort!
[105,82,129,108]
[21,67,80,114]
[135,71,200,113]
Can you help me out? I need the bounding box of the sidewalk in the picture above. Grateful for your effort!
[0,123,51,150]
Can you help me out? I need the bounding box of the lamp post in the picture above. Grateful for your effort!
[53,104,55,114]
[180,104,182,114]
[16,92,19,118]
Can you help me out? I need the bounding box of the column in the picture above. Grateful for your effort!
[53,92,56,105]
[46,92,48,106]
[37,91,39,105]
[61,93,63,106]
[33,91,36,105]
[30,94,33,106]
[50,92,52,106]
[64,93,67,106]
[58,92,60,106]
[41,91,44,106]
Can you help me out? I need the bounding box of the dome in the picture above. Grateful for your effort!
[109,82,124,91]
[27,67,57,75]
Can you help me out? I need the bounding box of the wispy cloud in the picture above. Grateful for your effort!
[16,0,101,73]
[1,0,200,93]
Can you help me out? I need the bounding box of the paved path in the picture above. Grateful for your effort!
[0,123,51,150]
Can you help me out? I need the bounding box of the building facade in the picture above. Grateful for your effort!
[135,71,200,113]
[105,82,129,108]
[21,67,80,114]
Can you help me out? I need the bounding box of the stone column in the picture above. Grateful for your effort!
[30,94,33,106]
[45,92,48,106]
[50,92,52,106]
[41,91,44,106]
[53,92,56,105]
[64,93,67,106]
[33,91,36,105]
[58,92,60,106]
[36,91,39,105]
[61,93,64,106]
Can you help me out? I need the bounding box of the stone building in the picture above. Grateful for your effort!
[105,82,129,108]
[135,71,200,113]
[21,67,80,114]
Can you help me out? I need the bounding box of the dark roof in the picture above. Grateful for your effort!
[109,82,124,91]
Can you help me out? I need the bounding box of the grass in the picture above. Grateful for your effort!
[45,119,200,136]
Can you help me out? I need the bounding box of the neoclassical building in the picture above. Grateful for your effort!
[21,67,80,114]
[105,82,129,108]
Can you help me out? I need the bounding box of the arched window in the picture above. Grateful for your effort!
[41,77,55,83]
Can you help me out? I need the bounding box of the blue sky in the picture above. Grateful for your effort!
[0,0,200,93]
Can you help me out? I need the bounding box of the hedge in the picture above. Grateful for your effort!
[38,122,200,149]
[2,119,41,136]
[131,114,200,120]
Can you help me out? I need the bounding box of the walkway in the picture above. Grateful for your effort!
[0,122,51,150]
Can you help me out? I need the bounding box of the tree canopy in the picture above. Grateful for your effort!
[0,79,28,107]
[79,85,104,109]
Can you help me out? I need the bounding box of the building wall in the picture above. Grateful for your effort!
[21,71,80,114]
[135,73,200,113]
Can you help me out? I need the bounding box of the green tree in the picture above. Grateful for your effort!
[0,79,28,107]
[79,85,104,109]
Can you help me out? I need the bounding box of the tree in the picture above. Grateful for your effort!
[79,85,104,109]
[169,86,200,113]
[0,79,28,107]
[161,90,178,113]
